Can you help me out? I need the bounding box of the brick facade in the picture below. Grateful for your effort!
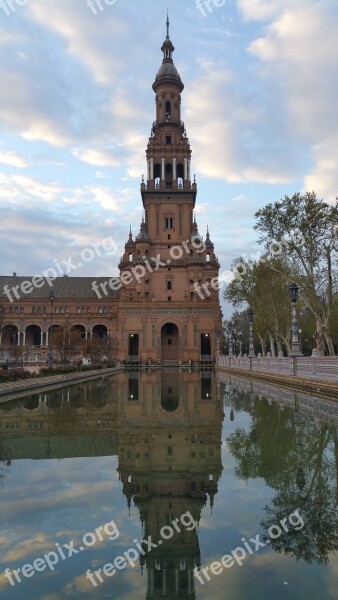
[0,23,222,366]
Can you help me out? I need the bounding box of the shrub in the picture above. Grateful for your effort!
[0,369,32,383]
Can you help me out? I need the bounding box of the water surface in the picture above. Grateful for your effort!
[0,369,337,599]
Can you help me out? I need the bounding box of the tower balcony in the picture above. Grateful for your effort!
[151,118,186,137]
[141,179,197,193]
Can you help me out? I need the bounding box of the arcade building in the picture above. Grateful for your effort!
[0,19,222,366]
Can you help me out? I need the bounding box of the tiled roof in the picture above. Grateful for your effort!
[0,276,120,300]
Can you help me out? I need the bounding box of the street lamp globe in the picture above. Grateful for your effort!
[247,308,254,323]
[289,282,299,303]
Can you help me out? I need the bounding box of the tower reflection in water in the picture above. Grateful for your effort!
[116,369,224,599]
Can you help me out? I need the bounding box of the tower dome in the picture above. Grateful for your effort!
[153,14,184,92]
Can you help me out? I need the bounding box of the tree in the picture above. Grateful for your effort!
[223,310,250,355]
[84,338,107,363]
[254,192,338,355]
[224,257,293,356]
[51,328,84,364]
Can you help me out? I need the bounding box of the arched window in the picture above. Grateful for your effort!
[165,101,171,121]
[206,253,211,262]
[154,163,161,183]
[165,163,173,188]
[128,253,133,262]
[177,163,184,186]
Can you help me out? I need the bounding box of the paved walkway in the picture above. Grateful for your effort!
[217,366,338,401]
[0,367,123,403]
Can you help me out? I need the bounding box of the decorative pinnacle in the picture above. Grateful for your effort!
[166,10,170,39]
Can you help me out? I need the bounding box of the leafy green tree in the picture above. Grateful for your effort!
[224,257,292,355]
[254,192,338,355]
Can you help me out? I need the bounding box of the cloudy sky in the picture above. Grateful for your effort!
[0,0,337,289]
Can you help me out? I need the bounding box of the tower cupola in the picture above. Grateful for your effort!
[153,14,184,93]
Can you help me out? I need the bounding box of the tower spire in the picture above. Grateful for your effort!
[166,10,170,39]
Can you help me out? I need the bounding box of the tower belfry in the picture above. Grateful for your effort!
[142,16,193,197]
[118,18,222,366]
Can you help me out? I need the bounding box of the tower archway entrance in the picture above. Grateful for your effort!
[161,323,179,362]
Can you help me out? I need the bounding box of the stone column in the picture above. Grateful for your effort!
[175,569,179,595]
[290,303,301,355]
[161,157,165,181]
[188,570,192,595]
[162,569,166,596]
[173,157,177,180]
[184,158,188,180]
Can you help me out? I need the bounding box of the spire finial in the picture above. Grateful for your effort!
[166,10,170,39]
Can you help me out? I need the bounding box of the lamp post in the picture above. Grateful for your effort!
[238,331,243,357]
[48,291,55,368]
[229,335,233,357]
[289,283,302,356]
[247,308,255,357]
[228,323,234,357]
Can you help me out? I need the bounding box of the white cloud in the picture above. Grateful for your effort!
[28,0,127,86]
[245,0,338,200]
[0,173,62,203]
[71,148,121,168]
[0,150,28,168]
[237,0,308,22]
[303,141,338,203]
[185,65,296,184]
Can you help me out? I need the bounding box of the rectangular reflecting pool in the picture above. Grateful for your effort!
[0,369,337,599]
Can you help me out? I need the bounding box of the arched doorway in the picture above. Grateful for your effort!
[26,325,42,346]
[70,325,86,345]
[161,323,179,362]
[1,325,18,346]
[92,324,108,343]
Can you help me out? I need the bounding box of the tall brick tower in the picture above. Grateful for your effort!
[118,17,222,365]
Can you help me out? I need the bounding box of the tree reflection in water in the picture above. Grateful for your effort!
[226,395,338,565]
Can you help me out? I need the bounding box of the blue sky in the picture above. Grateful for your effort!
[0,0,337,292]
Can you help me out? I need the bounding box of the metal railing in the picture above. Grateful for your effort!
[217,355,338,383]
